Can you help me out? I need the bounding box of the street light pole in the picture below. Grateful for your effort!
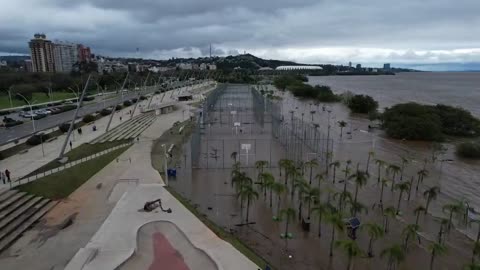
[16,93,35,133]
[7,86,13,109]
[162,144,169,186]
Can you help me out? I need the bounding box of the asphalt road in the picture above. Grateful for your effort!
[0,89,153,145]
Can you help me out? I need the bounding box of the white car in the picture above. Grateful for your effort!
[23,112,38,118]
[64,100,74,105]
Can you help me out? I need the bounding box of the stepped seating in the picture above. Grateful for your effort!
[0,189,57,253]
[91,112,157,144]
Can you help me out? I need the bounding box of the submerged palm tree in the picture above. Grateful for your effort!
[264,174,276,208]
[326,209,345,257]
[329,160,341,184]
[424,186,440,213]
[379,178,390,209]
[414,205,426,226]
[402,223,421,251]
[375,159,386,184]
[362,222,385,257]
[294,178,310,221]
[272,182,286,220]
[237,184,259,224]
[443,201,464,232]
[388,164,401,192]
[335,239,363,270]
[428,242,447,270]
[303,186,320,220]
[305,159,318,184]
[395,182,411,215]
[383,206,397,233]
[472,241,480,264]
[342,160,352,193]
[278,159,294,184]
[381,244,406,270]
[399,156,409,181]
[312,202,331,238]
[279,207,296,244]
[349,170,369,207]
[416,169,429,191]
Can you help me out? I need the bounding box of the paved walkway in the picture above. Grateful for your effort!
[0,82,223,270]
[0,82,212,188]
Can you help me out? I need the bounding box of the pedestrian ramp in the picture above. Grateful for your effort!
[91,112,157,144]
[0,189,57,253]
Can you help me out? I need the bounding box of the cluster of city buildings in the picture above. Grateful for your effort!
[27,33,92,73]
[347,61,391,72]
[95,59,217,74]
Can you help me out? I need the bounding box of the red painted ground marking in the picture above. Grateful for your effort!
[149,232,190,270]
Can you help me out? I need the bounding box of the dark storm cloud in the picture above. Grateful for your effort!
[1,0,479,63]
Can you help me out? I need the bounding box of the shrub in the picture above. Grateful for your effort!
[123,100,132,107]
[139,95,147,101]
[82,114,95,123]
[115,104,123,110]
[315,85,340,102]
[61,105,77,112]
[131,98,138,103]
[26,133,50,146]
[0,110,10,116]
[434,104,480,137]
[347,94,379,114]
[155,90,161,94]
[382,103,443,141]
[456,142,480,159]
[100,108,112,116]
[59,122,75,133]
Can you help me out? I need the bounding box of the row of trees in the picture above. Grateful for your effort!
[229,152,480,270]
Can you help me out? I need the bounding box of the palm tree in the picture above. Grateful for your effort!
[416,169,429,191]
[329,160,341,184]
[264,174,276,208]
[338,120,347,138]
[402,223,420,251]
[349,170,369,206]
[272,182,286,220]
[325,209,345,257]
[379,178,390,209]
[255,160,269,194]
[375,159,386,184]
[407,176,415,201]
[381,244,406,270]
[436,218,449,244]
[294,178,309,221]
[395,182,411,215]
[362,222,384,257]
[443,202,464,232]
[230,151,238,163]
[315,173,325,189]
[383,206,397,233]
[305,159,318,184]
[237,184,259,224]
[414,205,426,226]
[335,239,363,270]
[342,160,352,193]
[290,168,302,199]
[350,201,368,217]
[428,242,447,270]
[365,151,375,174]
[312,202,331,238]
[303,186,320,220]
[334,190,353,212]
[278,159,293,184]
[279,207,296,243]
[388,164,401,192]
[399,156,409,181]
[424,186,440,213]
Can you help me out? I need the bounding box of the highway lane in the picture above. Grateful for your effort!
[0,89,151,145]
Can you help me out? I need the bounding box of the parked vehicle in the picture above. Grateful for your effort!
[23,112,38,118]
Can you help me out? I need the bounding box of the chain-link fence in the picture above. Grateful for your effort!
[191,84,332,170]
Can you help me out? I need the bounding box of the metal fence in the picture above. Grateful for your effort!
[7,141,133,189]
[190,84,331,170]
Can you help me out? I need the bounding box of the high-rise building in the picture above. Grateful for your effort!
[77,44,92,63]
[383,63,391,70]
[28,34,55,72]
[53,41,78,73]
[348,61,352,68]
[24,59,33,72]
[356,63,362,69]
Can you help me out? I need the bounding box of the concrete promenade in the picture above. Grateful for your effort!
[0,82,255,270]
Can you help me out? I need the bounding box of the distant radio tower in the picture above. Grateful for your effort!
[209,44,212,58]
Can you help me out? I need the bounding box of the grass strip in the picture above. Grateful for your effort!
[26,139,131,176]
[166,187,273,270]
[17,146,129,199]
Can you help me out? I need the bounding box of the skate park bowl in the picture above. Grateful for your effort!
[117,221,218,270]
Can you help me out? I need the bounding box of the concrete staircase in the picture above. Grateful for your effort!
[0,187,57,253]
[91,112,157,144]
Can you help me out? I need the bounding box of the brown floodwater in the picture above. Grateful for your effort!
[160,83,479,270]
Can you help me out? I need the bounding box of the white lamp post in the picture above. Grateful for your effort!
[16,93,36,133]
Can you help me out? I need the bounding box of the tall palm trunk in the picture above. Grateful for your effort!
[318,214,322,237]
[329,227,336,257]
[368,237,374,257]
[309,166,313,184]
[269,189,273,208]
[332,167,337,184]
[425,196,432,213]
[407,176,414,201]
[276,196,281,217]
[396,191,404,214]
[246,198,250,223]
[430,249,436,270]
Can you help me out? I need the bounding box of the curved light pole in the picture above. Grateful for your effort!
[16,93,36,133]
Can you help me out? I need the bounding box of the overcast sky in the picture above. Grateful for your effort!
[1,0,479,66]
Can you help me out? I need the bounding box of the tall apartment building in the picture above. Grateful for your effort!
[77,44,91,63]
[28,34,55,72]
[53,41,78,72]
